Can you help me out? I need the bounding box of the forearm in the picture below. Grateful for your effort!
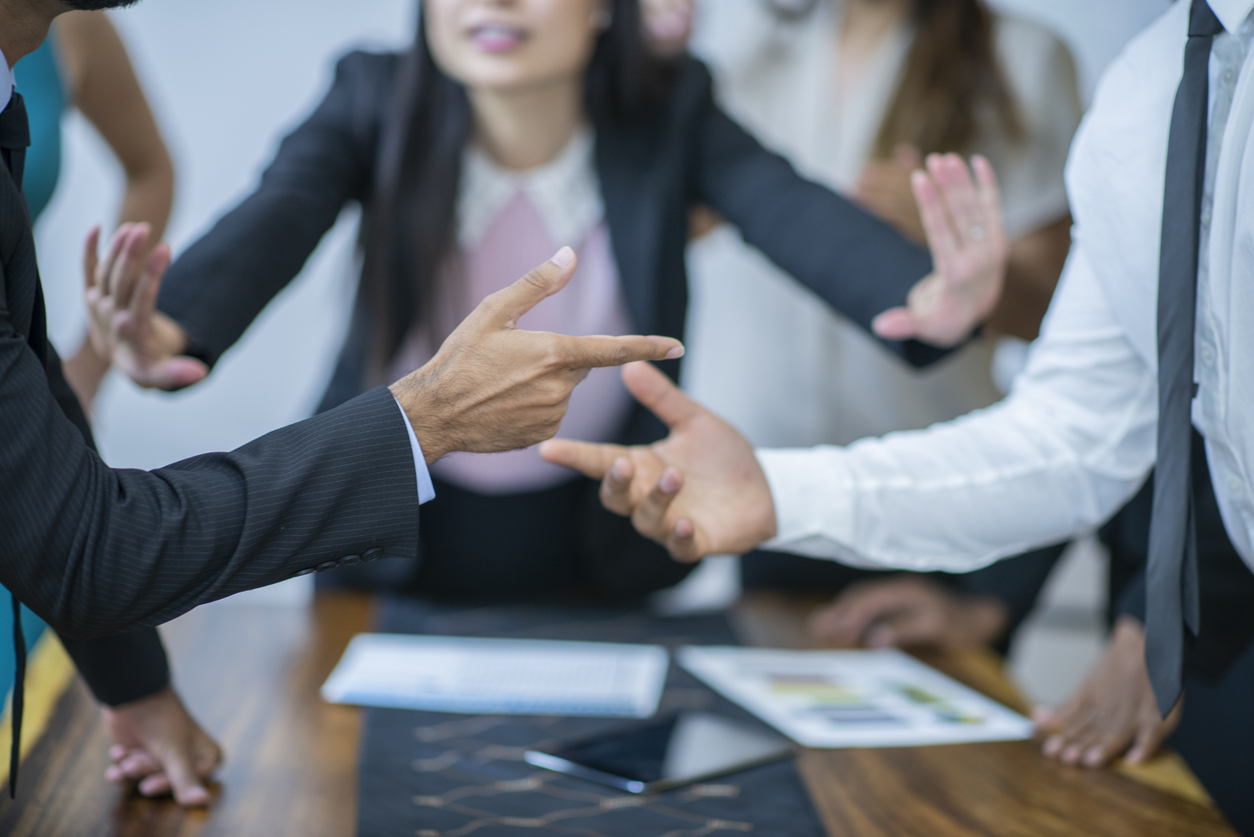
[758,249,1156,572]
[692,82,942,367]
[116,157,175,242]
[1,324,419,639]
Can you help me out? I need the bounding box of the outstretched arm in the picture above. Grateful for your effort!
[692,73,1006,358]
[56,10,176,407]
[4,248,681,639]
[542,244,1154,572]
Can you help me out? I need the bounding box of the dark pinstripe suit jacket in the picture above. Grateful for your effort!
[0,136,422,643]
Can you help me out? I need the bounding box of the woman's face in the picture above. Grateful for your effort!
[425,0,610,94]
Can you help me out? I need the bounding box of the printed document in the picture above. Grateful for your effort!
[323,634,668,718]
[678,646,1033,748]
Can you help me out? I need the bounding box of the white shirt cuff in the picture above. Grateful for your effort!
[392,395,436,505]
[756,447,875,567]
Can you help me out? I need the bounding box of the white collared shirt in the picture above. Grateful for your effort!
[758,0,1254,573]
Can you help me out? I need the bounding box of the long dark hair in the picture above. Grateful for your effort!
[359,0,672,370]
[767,0,1024,158]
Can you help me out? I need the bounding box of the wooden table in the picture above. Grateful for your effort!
[0,592,1236,837]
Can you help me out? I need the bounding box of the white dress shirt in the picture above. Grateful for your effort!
[683,0,1081,449]
[2,42,434,502]
[758,0,1254,574]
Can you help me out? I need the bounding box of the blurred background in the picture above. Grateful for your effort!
[29,0,1170,707]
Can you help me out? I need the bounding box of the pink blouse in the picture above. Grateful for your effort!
[389,135,635,495]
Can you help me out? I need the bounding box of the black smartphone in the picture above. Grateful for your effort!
[524,711,794,794]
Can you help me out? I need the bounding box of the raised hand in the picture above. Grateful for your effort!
[871,153,1008,347]
[539,361,775,561]
[390,248,684,464]
[83,223,206,390]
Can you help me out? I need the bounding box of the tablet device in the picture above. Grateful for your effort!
[525,711,794,793]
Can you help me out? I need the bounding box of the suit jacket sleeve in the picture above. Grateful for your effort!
[156,51,389,367]
[41,344,171,704]
[0,276,420,639]
[687,63,946,367]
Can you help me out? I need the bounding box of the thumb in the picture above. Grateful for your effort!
[871,306,919,340]
[621,361,702,429]
[156,745,211,807]
[483,247,578,327]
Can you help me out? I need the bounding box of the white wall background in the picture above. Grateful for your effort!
[34,1,1171,661]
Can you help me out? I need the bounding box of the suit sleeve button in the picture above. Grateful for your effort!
[293,567,317,577]
[339,554,363,566]
[315,561,339,572]
[363,548,383,560]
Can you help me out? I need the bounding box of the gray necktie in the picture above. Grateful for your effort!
[1145,0,1225,718]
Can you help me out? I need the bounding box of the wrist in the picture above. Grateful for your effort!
[150,312,190,357]
[389,369,453,465]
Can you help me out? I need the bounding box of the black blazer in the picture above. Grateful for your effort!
[158,52,942,448]
[0,128,423,641]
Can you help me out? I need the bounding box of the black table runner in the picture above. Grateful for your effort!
[355,597,827,837]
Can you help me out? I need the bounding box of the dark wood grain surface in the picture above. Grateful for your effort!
[0,592,1236,836]
[0,593,370,837]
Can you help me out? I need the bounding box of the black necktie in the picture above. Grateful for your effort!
[1145,0,1225,718]
[0,89,31,799]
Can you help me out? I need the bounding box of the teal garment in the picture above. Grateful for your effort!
[2,37,66,703]
[15,38,66,223]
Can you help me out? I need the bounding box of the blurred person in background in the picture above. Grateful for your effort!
[643,0,1078,668]
[5,10,219,807]
[644,0,1219,777]
[84,0,1004,617]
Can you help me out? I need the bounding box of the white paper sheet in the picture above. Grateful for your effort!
[678,646,1034,748]
[322,634,669,718]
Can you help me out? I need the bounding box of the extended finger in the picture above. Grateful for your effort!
[538,438,628,479]
[600,457,637,517]
[970,155,1005,239]
[482,247,578,327]
[1082,723,1138,768]
[930,154,981,243]
[98,224,133,299]
[912,166,959,274]
[109,224,152,310]
[83,226,101,291]
[157,746,212,807]
[631,467,684,546]
[1126,701,1181,764]
[129,242,171,321]
[554,333,684,370]
[871,304,919,341]
[665,516,701,563]
[622,361,701,429]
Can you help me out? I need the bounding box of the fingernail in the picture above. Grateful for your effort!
[665,345,685,360]
[1083,747,1103,767]
[611,459,630,482]
[550,246,575,268]
[1043,736,1062,756]
[660,469,681,493]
